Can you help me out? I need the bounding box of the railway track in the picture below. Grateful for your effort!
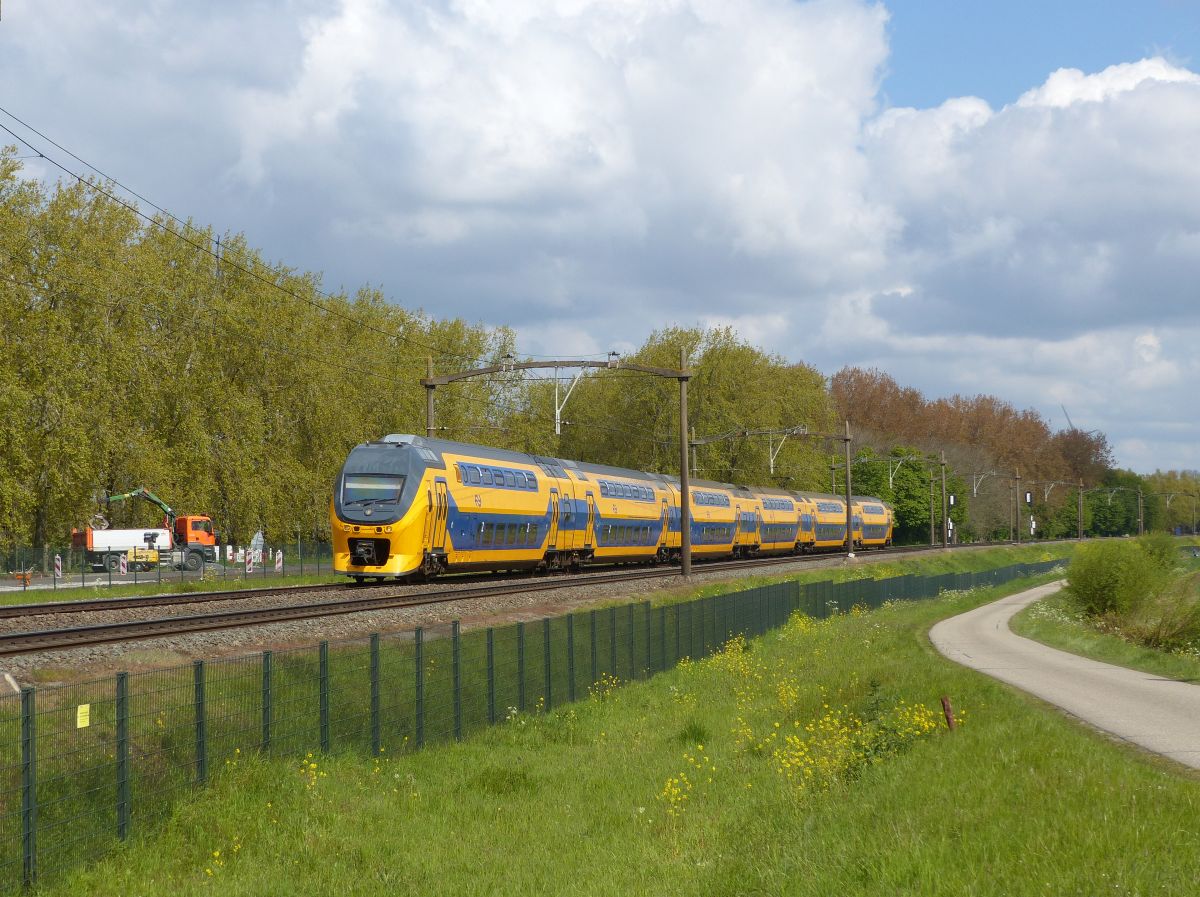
[0,542,1018,657]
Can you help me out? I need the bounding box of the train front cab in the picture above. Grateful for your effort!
[332,441,434,580]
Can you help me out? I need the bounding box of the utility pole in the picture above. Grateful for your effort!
[425,356,436,439]
[928,471,935,546]
[679,347,692,578]
[844,422,854,557]
[1077,479,1084,540]
[1015,470,1022,544]
[940,450,948,549]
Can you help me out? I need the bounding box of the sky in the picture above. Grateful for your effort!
[1,0,1198,474]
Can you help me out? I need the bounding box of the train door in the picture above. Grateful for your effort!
[548,488,560,553]
[659,498,669,548]
[585,492,596,549]
[432,480,449,552]
[422,484,435,548]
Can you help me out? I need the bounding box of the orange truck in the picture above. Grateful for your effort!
[72,488,219,572]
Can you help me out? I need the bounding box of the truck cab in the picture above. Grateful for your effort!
[172,515,218,566]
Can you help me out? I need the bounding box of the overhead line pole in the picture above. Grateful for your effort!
[936,450,945,549]
[678,348,692,578]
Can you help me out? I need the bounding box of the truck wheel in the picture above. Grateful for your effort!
[104,554,119,572]
[184,551,202,572]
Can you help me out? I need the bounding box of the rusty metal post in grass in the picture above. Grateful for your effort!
[941,695,957,730]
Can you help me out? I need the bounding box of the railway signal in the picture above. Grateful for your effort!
[275,550,284,574]
[118,554,128,576]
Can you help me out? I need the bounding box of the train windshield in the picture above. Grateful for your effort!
[342,474,405,506]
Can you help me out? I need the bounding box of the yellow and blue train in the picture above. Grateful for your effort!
[331,435,893,581]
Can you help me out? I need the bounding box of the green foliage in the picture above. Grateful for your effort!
[1066,541,1165,617]
[1137,532,1179,573]
[0,148,513,545]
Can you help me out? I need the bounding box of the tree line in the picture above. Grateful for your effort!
[1,149,1193,555]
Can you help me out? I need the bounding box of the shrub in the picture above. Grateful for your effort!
[1067,541,1164,617]
[1137,532,1180,573]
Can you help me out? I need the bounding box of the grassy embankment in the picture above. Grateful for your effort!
[1012,538,1200,681]
[34,542,1200,897]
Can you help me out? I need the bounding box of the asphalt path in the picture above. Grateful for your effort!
[930,581,1200,770]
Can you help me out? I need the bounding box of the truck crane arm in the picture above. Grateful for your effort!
[102,488,177,527]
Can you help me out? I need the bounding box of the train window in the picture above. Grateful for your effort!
[467,467,481,485]
[481,523,493,546]
[504,471,516,487]
[483,469,495,486]
[502,525,515,546]
[492,468,504,485]
[455,465,463,484]
[530,524,540,544]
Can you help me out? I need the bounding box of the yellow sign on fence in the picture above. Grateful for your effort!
[76,704,90,729]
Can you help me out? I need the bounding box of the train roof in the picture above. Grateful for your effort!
[362,436,887,505]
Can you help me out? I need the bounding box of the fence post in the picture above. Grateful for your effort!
[589,610,598,685]
[261,651,273,753]
[415,628,425,748]
[672,605,679,666]
[486,628,496,726]
[452,622,462,741]
[660,605,668,670]
[566,614,576,704]
[20,686,37,889]
[517,622,526,713]
[193,661,207,785]
[319,641,330,753]
[608,606,617,676]
[116,672,130,841]
[627,603,636,679]
[543,617,552,712]
[370,634,381,755]
[644,603,653,675]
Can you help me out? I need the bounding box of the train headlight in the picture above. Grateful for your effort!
[385,526,393,533]
[353,526,360,533]
[341,524,351,532]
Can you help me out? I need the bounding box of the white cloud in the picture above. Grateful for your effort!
[1016,58,1200,108]
[2,2,1199,471]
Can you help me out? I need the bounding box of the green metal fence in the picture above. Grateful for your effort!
[0,541,335,595]
[0,559,1061,888]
